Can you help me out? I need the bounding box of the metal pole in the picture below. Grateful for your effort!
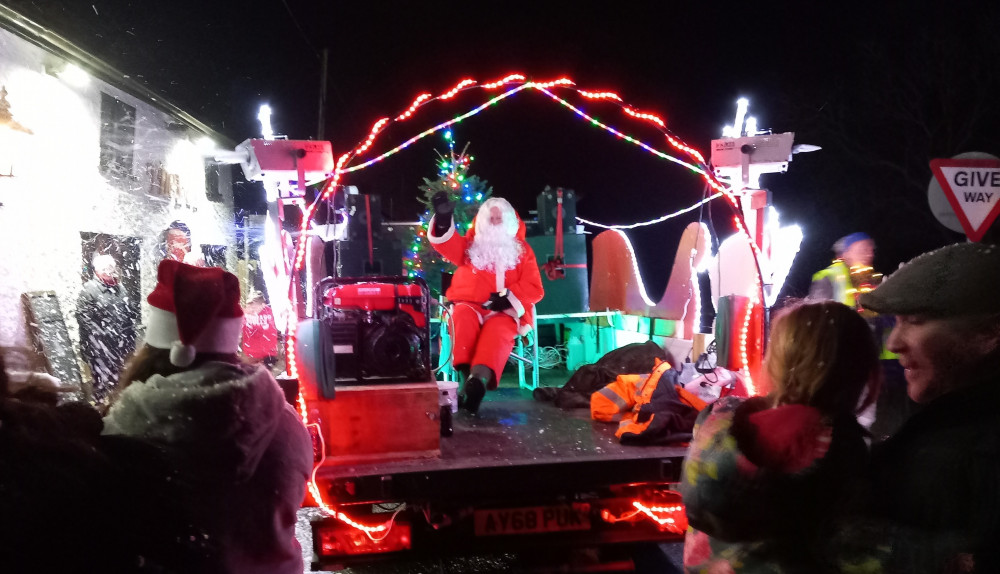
[317,48,328,140]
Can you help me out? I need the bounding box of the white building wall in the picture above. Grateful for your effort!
[0,27,235,372]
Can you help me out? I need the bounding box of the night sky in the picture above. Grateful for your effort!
[6,0,1000,297]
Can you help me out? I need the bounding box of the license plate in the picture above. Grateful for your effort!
[474,505,591,536]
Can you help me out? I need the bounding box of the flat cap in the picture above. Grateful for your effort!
[858,242,1000,317]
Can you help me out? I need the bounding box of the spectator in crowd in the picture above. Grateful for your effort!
[810,233,904,438]
[0,348,198,573]
[681,300,881,573]
[159,219,205,266]
[858,242,1000,573]
[76,253,138,405]
[241,290,279,368]
[809,232,879,307]
[104,259,312,574]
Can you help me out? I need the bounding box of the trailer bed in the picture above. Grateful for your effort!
[313,387,690,504]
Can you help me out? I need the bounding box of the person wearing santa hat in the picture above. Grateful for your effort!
[102,259,312,574]
[429,192,544,414]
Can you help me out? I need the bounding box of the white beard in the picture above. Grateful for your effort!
[468,222,523,273]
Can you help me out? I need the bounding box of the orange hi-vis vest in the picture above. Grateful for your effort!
[591,359,708,440]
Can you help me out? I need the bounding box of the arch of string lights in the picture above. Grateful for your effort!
[286,73,763,528]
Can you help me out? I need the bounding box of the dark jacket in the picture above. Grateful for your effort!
[534,341,668,408]
[868,355,1000,573]
[0,394,203,573]
[680,396,870,573]
[103,362,313,574]
[75,277,138,365]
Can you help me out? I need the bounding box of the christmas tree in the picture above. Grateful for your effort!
[404,132,492,297]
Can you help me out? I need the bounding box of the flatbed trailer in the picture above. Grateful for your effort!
[309,387,690,571]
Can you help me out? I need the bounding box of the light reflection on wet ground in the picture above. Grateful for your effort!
[295,368,685,573]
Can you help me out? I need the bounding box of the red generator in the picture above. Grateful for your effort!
[297,276,431,399]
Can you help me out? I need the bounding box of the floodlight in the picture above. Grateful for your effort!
[229,138,334,183]
[710,132,796,188]
[258,105,274,139]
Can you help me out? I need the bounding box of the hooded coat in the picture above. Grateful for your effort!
[103,361,312,574]
[429,212,544,335]
[0,390,216,573]
[680,396,871,573]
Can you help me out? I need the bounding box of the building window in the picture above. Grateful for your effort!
[205,162,224,203]
[99,92,135,180]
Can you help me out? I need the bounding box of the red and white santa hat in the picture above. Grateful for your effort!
[144,259,245,367]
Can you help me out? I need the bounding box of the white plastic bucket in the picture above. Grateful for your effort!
[437,380,459,413]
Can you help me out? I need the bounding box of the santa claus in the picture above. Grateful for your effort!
[429,192,544,414]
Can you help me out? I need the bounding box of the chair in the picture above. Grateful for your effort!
[435,302,539,390]
[508,307,539,390]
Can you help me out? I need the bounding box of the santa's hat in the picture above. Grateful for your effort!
[144,259,244,367]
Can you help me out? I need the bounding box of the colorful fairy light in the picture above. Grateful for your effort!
[533,86,716,183]
[341,84,531,174]
[326,72,727,201]
[577,192,724,230]
[402,135,488,290]
[289,70,761,408]
[278,72,770,529]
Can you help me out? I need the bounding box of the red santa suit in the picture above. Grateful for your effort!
[429,199,544,387]
[242,304,278,361]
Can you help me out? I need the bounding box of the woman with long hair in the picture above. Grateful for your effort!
[103,259,312,574]
[681,300,882,573]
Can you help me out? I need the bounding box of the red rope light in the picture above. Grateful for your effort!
[283,72,765,532]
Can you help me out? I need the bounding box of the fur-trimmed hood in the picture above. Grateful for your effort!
[103,362,289,482]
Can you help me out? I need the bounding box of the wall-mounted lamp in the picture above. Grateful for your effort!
[44,60,90,87]
[194,135,216,154]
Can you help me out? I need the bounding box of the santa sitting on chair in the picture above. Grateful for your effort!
[429,192,544,414]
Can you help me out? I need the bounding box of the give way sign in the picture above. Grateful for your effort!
[930,158,1000,242]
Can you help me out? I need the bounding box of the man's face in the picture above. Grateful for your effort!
[94,259,118,284]
[843,239,875,268]
[166,229,190,259]
[488,206,504,227]
[887,314,988,403]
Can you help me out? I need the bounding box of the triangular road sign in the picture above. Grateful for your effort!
[930,158,1000,242]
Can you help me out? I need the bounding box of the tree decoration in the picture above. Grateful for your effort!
[403,132,492,296]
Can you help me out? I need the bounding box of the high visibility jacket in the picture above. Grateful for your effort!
[810,260,855,307]
[591,359,702,445]
[812,260,898,359]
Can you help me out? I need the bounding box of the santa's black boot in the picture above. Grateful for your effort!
[462,364,492,415]
[455,364,471,410]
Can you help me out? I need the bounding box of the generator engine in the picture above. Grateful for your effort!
[308,276,431,393]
